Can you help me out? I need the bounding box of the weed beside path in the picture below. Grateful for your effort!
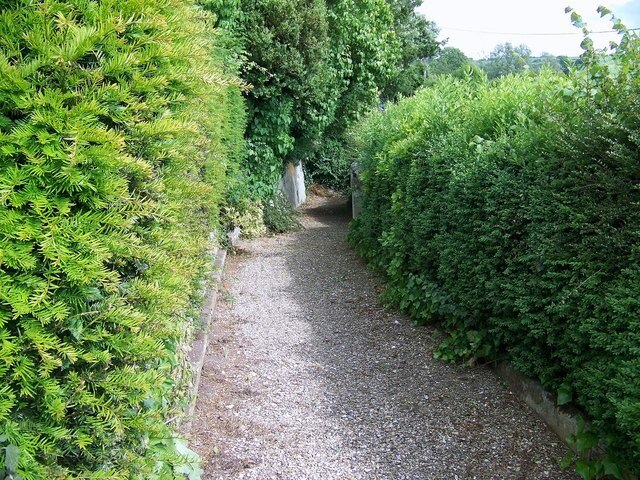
[188,195,577,480]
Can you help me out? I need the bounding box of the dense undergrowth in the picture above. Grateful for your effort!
[349,15,640,477]
[209,0,438,197]
[0,0,244,477]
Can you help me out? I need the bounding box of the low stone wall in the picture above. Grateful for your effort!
[184,248,227,425]
[495,362,638,480]
[495,362,581,447]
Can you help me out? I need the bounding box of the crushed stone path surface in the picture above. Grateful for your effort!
[189,195,577,480]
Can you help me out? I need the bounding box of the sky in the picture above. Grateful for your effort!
[417,0,640,59]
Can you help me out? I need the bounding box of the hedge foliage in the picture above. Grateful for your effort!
[0,0,244,477]
[349,20,640,475]
[209,0,439,194]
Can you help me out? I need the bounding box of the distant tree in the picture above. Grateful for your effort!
[530,52,563,73]
[482,42,531,79]
[216,0,338,196]
[426,46,472,77]
[514,44,532,57]
[327,0,401,132]
[210,0,401,194]
[456,62,487,82]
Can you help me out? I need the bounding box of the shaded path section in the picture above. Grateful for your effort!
[189,195,577,480]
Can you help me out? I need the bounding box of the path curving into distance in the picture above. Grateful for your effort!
[189,195,577,480]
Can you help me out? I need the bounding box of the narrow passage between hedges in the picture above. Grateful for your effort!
[188,195,578,480]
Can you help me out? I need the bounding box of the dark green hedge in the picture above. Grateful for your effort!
[0,0,244,477]
[349,28,640,475]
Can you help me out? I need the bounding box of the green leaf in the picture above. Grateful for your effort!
[597,6,611,17]
[83,287,103,302]
[580,37,594,51]
[571,12,584,26]
[575,460,593,480]
[602,460,623,480]
[173,438,202,480]
[174,463,203,480]
[576,416,586,432]
[576,431,600,452]
[612,20,626,31]
[557,383,572,406]
[560,450,574,469]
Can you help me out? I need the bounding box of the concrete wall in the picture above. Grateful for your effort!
[280,162,306,207]
[351,162,363,219]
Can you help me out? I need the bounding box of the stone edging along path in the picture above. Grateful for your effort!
[185,247,227,427]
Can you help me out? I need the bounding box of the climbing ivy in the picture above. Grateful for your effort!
[210,0,424,193]
[308,0,403,188]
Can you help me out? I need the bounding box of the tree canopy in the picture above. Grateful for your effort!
[209,0,441,192]
[426,47,473,77]
[480,42,532,78]
[382,0,441,99]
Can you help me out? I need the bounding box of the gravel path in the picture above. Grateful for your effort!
[189,195,577,480]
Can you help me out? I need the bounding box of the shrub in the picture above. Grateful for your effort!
[223,200,267,239]
[349,21,640,475]
[0,0,243,477]
[263,192,303,234]
[305,137,351,191]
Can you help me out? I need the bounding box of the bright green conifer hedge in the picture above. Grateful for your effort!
[0,0,244,477]
[349,21,639,476]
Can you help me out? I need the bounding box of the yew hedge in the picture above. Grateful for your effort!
[349,23,640,476]
[0,0,244,477]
